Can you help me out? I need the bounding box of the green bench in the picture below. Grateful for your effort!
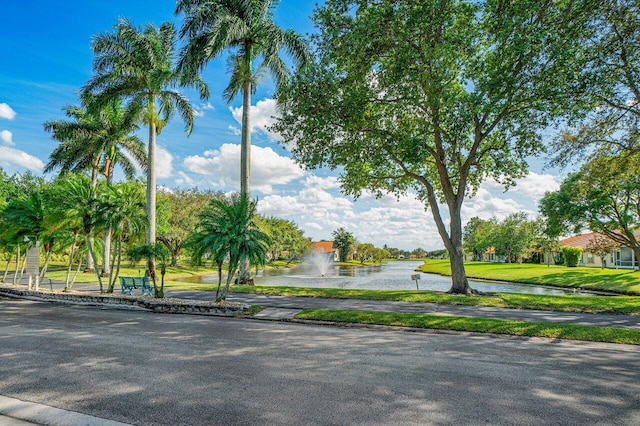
[119,276,153,296]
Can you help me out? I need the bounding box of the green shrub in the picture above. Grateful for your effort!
[560,246,582,267]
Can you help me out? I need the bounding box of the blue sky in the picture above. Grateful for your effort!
[0,0,566,250]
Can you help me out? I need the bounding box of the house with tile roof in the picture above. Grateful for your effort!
[553,232,639,269]
[312,241,339,262]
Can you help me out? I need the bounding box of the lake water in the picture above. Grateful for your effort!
[191,260,596,296]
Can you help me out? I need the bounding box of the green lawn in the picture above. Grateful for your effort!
[231,285,640,315]
[295,309,640,345]
[418,260,640,295]
[40,259,640,316]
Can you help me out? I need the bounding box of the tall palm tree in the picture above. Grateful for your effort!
[189,193,270,301]
[44,96,146,275]
[83,18,209,264]
[44,97,145,187]
[176,0,310,197]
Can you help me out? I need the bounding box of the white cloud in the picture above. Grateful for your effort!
[183,143,304,194]
[0,103,16,120]
[174,171,196,187]
[230,98,280,140]
[155,145,173,179]
[258,187,446,250]
[303,175,340,190]
[462,186,525,222]
[194,102,214,118]
[511,172,560,199]
[0,130,14,146]
[228,125,241,136]
[0,146,44,172]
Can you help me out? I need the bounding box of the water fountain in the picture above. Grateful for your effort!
[308,251,334,276]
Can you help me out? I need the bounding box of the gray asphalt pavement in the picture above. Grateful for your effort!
[1,297,640,425]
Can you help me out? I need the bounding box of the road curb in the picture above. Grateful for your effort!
[0,395,131,426]
[0,285,249,316]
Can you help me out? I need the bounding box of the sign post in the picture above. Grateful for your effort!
[411,274,421,290]
[24,237,39,290]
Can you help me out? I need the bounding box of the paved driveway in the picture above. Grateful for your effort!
[1,297,639,425]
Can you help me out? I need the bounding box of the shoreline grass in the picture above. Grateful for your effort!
[295,309,640,345]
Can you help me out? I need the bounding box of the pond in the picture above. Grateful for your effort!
[189,260,598,296]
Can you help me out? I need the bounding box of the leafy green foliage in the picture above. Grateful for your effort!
[549,0,640,169]
[275,0,598,294]
[84,18,208,250]
[188,193,271,300]
[540,154,640,264]
[176,0,309,196]
[157,188,223,266]
[332,227,355,263]
[560,246,583,267]
[259,216,311,263]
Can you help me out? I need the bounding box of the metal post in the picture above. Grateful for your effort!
[411,274,421,290]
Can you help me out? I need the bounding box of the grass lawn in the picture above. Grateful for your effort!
[418,259,640,295]
[295,309,640,345]
[231,285,640,315]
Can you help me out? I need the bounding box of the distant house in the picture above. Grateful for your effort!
[312,241,339,262]
[553,232,640,269]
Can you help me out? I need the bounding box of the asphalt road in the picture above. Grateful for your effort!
[1,297,639,425]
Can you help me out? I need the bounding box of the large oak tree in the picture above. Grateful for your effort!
[275,0,598,294]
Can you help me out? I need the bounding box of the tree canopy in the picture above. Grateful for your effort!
[275,0,598,293]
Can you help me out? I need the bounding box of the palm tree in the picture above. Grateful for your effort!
[83,18,209,267]
[176,0,308,283]
[189,193,270,301]
[51,174,108,292]
[176,0,310,197]
[44,96,146,275]
[98,182,147,293]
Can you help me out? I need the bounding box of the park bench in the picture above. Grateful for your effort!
[119,276,153,296]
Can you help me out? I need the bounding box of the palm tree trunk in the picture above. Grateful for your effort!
[102,226,112,277]
[221,266,238,301]
[71,255,83,287]
[108,240,122,292]
[240,80,252,196]
[215,260,223,301]
[65,233,79,290]
[17,251,28,283]
[85,235,103,292]
[40,247,52,281]
[147,110,157,246]
[107,239,119,293]
[86,163,100,272]
[2,257,10,283]
[13,245,20,285]
[238,79,252,284]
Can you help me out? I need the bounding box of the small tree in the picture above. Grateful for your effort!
[333,228,355,263]
[560,246,583,267]
[585,235,618,269]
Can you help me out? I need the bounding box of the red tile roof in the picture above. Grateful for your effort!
[312,241,335,253]
[559,233,601,249]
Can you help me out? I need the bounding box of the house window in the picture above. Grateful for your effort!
[586,253,594,264]
[616,248,637,267]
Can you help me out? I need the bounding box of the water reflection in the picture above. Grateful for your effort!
[189,260,596,296]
